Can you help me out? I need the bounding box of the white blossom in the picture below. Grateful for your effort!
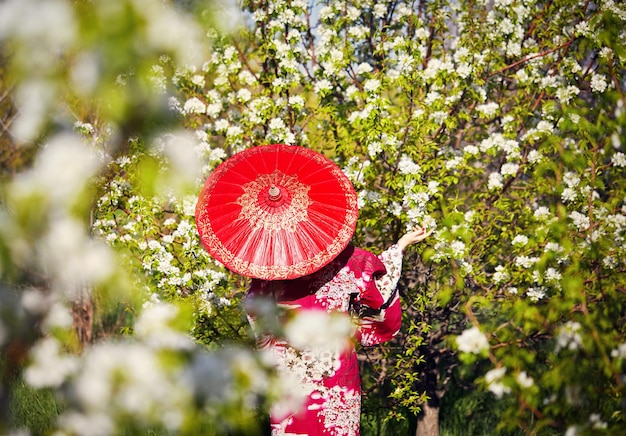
[485,367,510,398]
[516,371,534,388]
[589,413,608,429]
[533,206,551,221]
[357,62,373,74]
[367,142,382,157]
[398,154,420,175]
[313,79,332,93]
[556,321,583,352]
[590,73,608,93]
[488,172,503,190]
[182,97,206,114]
[569,211,590,231]
[556,85,580,104]
[445,156,463,170]
[288,95,305,108]
[456,326,489,354]
[463,145,479,155]
[493,265,509,284]
[450,240,466,258]
[612,152,626,167]
[24,337,79,388]
[373,4,386,18]
[476,102,499,118]
[563,172,580,188]
[528,150,543,163]
[611,342,626,359]
[511,235,528,246]
[363,79,380,92]
[561,187,577,203]
[544,268,562,283]
[500,162,519,177]
[135,303,194,350]
[284,311,353,352]
[526,287,546,302]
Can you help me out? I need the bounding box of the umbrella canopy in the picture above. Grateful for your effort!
[195,144,359,280]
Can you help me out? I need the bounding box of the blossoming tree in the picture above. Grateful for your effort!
[165,0,626,434]
[0,0,625,435]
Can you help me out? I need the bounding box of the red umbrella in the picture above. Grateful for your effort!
[195,144,359,280]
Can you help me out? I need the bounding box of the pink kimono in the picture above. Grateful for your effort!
[245,244,405,436]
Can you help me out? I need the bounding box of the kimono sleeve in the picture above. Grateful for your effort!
[352,246,404,347]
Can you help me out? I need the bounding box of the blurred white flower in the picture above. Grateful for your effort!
[456,326,489,354]
[556,321,583,352]
[357,62,373,74]
[284,310,353,352]
[71,52,100,96]
[21,288,52,315]
[288,95,305,108]
[450,240,466,258]
[41,216,115,295]
[445,156,463,170]
[511,235,528,246]
[612,152,626,167]
[59,411,115,436]
[610,342,626,359]
[152,130,203,186]
[476,102,499,118]
[515,255,539,268]
[563,172,580,188]
[314,79,332,93]
[135,302,194,350]
[43,300,74,331]
[69,341,189,427]
[533,206,551,221]
[463,145,479,155]
[367,141,382,157]
[526,287,546,302]
[544,267,562,283]
[485,367,510,398]
[556,85,580,104]
[12,132,101,206]
[516,371,534,388]
[24,337,79,388]
[142,1,206,68]
[589,413,608,429]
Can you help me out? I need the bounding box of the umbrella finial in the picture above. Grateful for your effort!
[268,185,282,201]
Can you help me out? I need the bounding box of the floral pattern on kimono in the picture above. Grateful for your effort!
[245,244,404,436]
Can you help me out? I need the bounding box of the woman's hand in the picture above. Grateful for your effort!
[397,226,433,251]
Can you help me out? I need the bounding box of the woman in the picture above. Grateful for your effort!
[244,227,432,436]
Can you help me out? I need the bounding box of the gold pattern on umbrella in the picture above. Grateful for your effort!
[236,170,313,232]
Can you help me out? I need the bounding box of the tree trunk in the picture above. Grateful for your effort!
[71,290,93,347]
[415,402,440,436]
